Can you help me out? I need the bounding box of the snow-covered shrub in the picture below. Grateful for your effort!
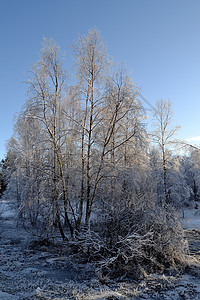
[72,206,189,280]
[17,198,56,241]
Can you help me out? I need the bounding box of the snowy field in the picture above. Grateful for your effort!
[0,200,200,299]
[181,208,200,230]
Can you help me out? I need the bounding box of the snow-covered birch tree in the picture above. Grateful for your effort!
[151,99,180,207]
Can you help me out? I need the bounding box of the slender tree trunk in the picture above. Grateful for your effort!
[162,144,168,206]
[85,75,94,227]
[77,86,90,229]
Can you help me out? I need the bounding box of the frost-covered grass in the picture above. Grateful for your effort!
[0,200,200,299]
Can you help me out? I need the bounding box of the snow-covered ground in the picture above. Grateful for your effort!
[180,207,200,230]
[0,199,16,218]
[0,200,200,299]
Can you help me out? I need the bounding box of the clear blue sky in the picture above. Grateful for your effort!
[1,0,200,159]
